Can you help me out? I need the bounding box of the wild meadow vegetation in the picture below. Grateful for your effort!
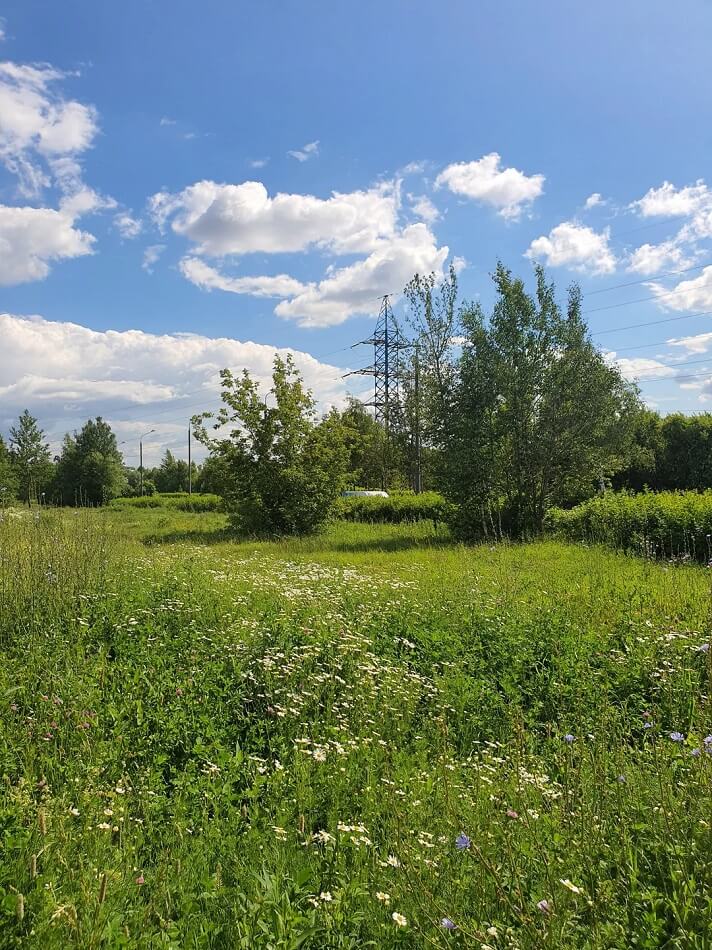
[2,506,711,948]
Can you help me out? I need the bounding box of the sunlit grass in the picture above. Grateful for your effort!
[1,508,711,947]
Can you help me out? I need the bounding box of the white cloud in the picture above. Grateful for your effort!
[632,180,711,218]
[525,221,616,274]
[584,193,603,210]
[401,161,426,175]
[142,244,165,273]
[667,331,712,354]
[0,313,350,464]
[159,116,176,126]
[605,353,675,381]
[626,240,691,275]
[150,179,400,256]
[249,157,269,169]
[274,224,448,328]
[114,211,142,239]
[287,140,319,162]
[410,194,440,224]
[180,257,306,298]
[648,265,712,311]
[0,61,98,198]
[452,255,468,274]
[0,19,6,41]
[0,204,95,285]
[435,153,544,221]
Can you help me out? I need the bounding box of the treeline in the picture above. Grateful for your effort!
[4,261,712,536]
[0,412,210,506]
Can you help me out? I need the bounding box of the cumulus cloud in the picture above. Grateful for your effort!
[180,257,306,298]
[0,313,350,463]
[584,193,603,210]
[248,157,269,169]
[287,140,319,162]
[667,331,712,354]
[647,265,712,311]
[605,353,676,381]
[525,221,615,274]
[435,153,544,221]
[0,60,98,198]
[626,240,691,275]
[0,204,95,285]
[274,224,448,328]
[632,180,711,218]
[150,179,400,256]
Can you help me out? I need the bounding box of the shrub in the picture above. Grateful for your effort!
[546,490,712,562]
[335,491,447,525]
[110,492,222,512]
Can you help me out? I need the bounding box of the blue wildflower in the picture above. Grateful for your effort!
[564,734,574,744]
[669,731,684,742]
[441,918,457,930]
[455,832,471,850]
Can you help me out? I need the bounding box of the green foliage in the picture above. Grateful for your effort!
[8,409,54,503]
[443,265,640,540]
[335,491,447,524]
[55,417,126,505]
[0,435,18,502]
[151,449,198,494]
[110,492,223,512]
[194,355,347,535]
[1,510,711,947]
[547,489,712,561]
[336,398,388,490]
[615,412,712,492]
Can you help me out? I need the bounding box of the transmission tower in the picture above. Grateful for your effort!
[345,295,408,434]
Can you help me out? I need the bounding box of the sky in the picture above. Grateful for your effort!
[2,0,712,465]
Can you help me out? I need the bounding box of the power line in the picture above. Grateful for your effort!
[591,308,712,337]
[584,260,712,296]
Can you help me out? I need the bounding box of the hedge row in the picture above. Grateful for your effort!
[546,490,712,562]
[110,493,223,513]
[335,491,448,524]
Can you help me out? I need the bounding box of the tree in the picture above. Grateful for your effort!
[152,450,196,493]
[337,398,388,489]
[194,355,347,535]
[446,264,640,538]
[55,417,125,505]
[9,410,53,504]
[0,435,19,503]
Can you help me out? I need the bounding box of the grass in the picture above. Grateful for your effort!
[1,507,711,947]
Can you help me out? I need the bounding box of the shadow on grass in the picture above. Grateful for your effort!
[329,532,455,554]
[142,527,238,546]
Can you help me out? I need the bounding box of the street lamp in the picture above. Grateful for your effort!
[139,429,156,496]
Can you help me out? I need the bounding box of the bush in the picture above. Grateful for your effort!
[546,490,712,562]
[110,492,223,512]
[335,491,447,524]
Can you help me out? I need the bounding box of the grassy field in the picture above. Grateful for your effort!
[1,508,711,948]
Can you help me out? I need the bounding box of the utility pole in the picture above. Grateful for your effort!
[139,428,155,496]
[188,424,192,496]
[413,344,422,494]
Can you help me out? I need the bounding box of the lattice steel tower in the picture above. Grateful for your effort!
[347,295,408,434]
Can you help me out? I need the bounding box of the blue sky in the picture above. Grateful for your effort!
[2,1,712,463]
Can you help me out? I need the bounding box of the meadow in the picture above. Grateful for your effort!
[1,507,711,948]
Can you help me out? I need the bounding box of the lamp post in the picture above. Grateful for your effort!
[139,429,156,496]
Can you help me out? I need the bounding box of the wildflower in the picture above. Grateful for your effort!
[391,912,407,927]
[375,892,391,905]
[643,722,653,730]
[691,748,701,758]
[386,854,401,867]
[506,808,519,819]
[616,775,626,783]
[69,806,80,816]
[455,832,471,850]
[320,891,333,902]
[96,822,112,831]
[563,734,574,744]
[135,875,144,885]
[537,899,551,914]
[559,878,583,894]
[703,735,712,748]
[697,643,710,653]
[441,917,457,930]
[487,926,498,936]
[669,731,684,742]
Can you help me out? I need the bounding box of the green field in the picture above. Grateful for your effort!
[1,509,711,948]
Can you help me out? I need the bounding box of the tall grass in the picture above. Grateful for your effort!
[1,509,711,947]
